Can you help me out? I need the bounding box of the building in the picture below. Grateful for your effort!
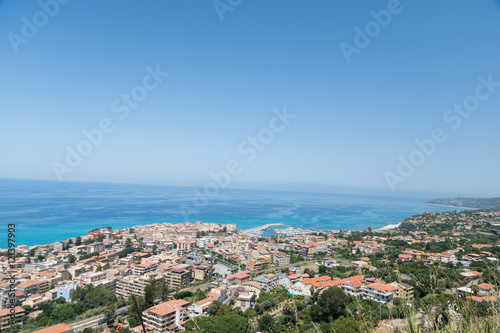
[142,300,190,332]
[68,265,86,278]
[478,283,496,296]
[56,281,78,302]
[133,261,159,276]
[361,283,398,304]
[115,274,162,298]
[248,257,271,271]
[0,306,24,331]
[388,282,414,302]
[87,242,105,254]
[253,274,277,292]
[23,295,52,308]
[17,280,50,297]
[272,251,290,266]
[177,240,196,255]
[166,269,192,289]
[192,266,213,281]
[235,291,256,310]
[227,271,250,286]
[242,281,265,298]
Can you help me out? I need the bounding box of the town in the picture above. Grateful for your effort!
[1,209,500,333]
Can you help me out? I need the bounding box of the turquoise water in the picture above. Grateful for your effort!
[0,178,462,246]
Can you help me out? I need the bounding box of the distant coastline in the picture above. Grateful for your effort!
[424,203,477,210]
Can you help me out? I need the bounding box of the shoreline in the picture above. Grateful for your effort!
[424,203,478,210]
[375,222,401,231]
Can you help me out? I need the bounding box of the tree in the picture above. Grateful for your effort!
[125,238,133,249]
[318,265,328,274]
[158,277,170,302]
[207,301,222,316]
[68,255,76,264]
[330,316,361,333]
[318,287,347,320]
[75,236,82,246]
[144,277,157,308]
[104,306,115,327]
[258,314,274,332]
[96,264,102,272]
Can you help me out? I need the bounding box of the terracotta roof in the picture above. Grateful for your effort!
[147,300,189,317]
[31,323,73,333]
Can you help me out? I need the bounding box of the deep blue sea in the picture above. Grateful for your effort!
[0,178,463,246]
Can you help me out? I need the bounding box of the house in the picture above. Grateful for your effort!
[438,252,456,263]
[478,283,496,296]
[235,291,256,310]
[190,288,227,316]
[322,259,343,267]
[142,300,190,333]
[227,271,250,286]
[242,281,265,298]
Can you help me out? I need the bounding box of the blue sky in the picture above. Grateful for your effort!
[0,0,499,197]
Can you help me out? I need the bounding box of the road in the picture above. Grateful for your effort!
[67,306,128,332]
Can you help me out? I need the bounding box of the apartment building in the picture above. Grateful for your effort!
[0,306,24,331]
[248,257,271,271]
[68,265,87,278]
[166,269,192,289]
[227,271,250,286]
[23,294,52,308]
[177,240,196,255]
[115,274,162,298]
[57,281,79,302]
[271,251,290,266]
[361,283,398,304]
[17,280,50,296]
[253,273,277,292]
[133,261,159,276]
[192,266,213,281]
[388,282,414,302]
[142,300,190,332]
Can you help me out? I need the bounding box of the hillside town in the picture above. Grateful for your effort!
[1,209,500,333]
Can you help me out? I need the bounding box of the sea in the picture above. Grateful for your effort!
[0,178,463,247]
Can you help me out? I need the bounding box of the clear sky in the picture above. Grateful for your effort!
[1,0,499,197]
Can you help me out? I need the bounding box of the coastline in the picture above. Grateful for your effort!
[375,222,401,231]
[424,203,478,210]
